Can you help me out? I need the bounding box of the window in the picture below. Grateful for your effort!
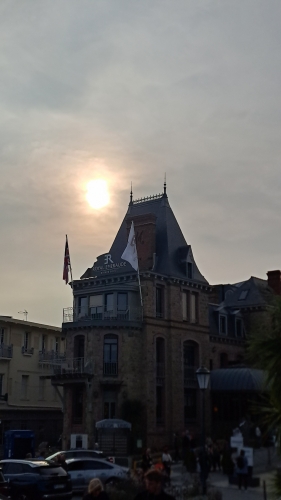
[74,335,85,358]
[103,335,118,376]
[90,295,103,319]
[182,291,189,321]
[103,389,117,419]
[156,287,164,318]
[236,318,244,338]
[24,332,29,350]
[0,329,4,345]
[184,389,197,421]
[183,341,198,383]
[105,294,114,311]
[238,290,249,301]
[78,297,88,318]
[219,315,227,335]
[190,293,199,323]
[21,375,29,399]
[41,335,47,351]
[117,293,127,311]
[187,262,193,279]
[55,337,60,353]
[156,386,164,424]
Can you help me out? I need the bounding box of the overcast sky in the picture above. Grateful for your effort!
[1,0,281,326]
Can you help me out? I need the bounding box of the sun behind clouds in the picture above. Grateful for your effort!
[86,179,110,209]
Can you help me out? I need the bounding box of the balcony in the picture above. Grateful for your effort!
[63,306,143,328]
[51,358,94,378]
[103,362,118,377]
[184,366,198,388]
[39,350,66,363]
[0,344,13,359]
[21,346,34,356]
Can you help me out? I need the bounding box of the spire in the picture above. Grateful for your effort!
[129,182,133,205]
[163,173,167,197]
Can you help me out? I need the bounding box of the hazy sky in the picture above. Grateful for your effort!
[1,1,281,326]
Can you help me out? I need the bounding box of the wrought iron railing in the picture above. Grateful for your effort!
[0,344,13,358]
[21,346,34,355]
[51,357,94,375]
[63,306,142,323]
[103,362,118,376]
[39,350,66,362]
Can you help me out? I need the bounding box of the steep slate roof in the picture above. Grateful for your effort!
[210,368,266,392]
[82,192,208,284]
[222,276,273,309]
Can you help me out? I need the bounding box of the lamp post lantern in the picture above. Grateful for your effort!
[196,366,210,495]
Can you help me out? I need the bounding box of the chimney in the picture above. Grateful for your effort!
[126,213,157,271]
[267,270,281,295]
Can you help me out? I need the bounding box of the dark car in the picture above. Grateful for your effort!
[0,469,10,498]
[0,459,72,500]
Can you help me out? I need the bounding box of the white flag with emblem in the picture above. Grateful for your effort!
[121,221,138,271]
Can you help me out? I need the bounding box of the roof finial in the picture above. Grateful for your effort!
[163,173,167,196]
[130,182,133,205]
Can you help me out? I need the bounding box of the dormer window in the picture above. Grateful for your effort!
[187,262,193,279]
[238,290,249,300]
[219,315,227,335]
[235,318,244,337]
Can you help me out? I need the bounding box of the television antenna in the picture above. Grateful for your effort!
[18,310,28,321]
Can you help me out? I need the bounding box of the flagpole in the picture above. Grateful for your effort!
[132,223,143,309]
[66,235,75,316]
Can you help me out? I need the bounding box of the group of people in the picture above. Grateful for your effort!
[141,446,173,483]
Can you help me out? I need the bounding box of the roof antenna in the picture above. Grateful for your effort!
[163,173,167,196]
[130,182,133,205]
[18,310,28,321]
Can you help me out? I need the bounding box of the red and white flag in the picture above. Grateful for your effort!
[63,235,71,284]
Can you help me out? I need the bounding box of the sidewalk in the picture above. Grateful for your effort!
[170,447,281,499]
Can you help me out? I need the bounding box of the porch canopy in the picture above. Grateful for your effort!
[210,368,266,392]
[95,419,132,430]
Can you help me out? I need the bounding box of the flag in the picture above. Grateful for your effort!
[63,235,71,284]
[121,221,139,271]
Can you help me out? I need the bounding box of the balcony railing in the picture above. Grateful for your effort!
[63,306,142,323]
[51,357,94,376]
[103,362,118,376]
[21,346,34,355]
[0,344,13,358]
[39,350,66,362]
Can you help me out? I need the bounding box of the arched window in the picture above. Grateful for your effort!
[155,337,165,424]
[103,334,118,376]
[183,341,199,423]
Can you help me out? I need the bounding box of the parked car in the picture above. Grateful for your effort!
[46,449,105,461]
[0,469,10,498]
[66,457,129,492]
[0,459,72,500]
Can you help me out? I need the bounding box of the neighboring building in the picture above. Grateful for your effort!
[209,272,277,437]
[57,186,214,451]
[0,316,65,454]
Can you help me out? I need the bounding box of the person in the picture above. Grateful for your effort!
[236,449,248,491]
[173,433,180,462]
[255,426,262,448]
[162,447,172,484]
[134,469,175,500]
[141,448,153,474]
[56,453,68,471]
[83,478,109,500]
[25,452,32,459]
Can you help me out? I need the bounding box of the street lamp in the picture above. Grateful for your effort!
[196,366,210,495]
